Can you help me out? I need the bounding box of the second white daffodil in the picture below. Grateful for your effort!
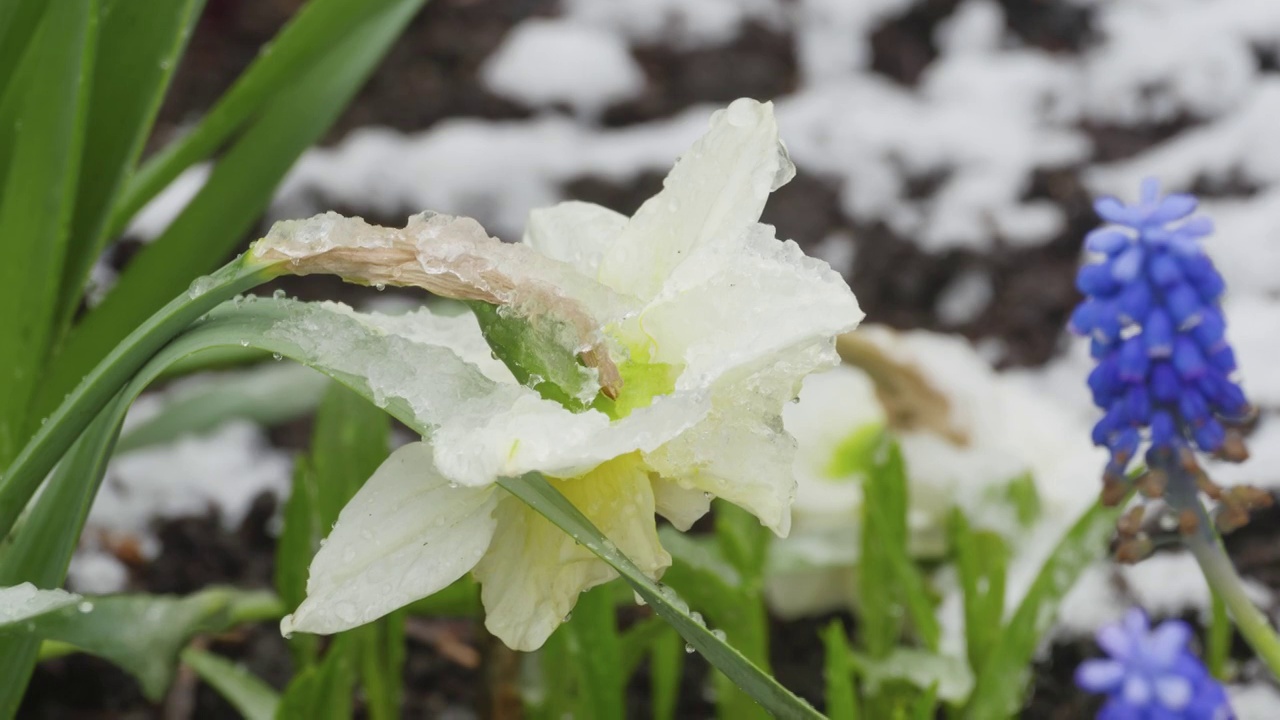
[263,98,864,650]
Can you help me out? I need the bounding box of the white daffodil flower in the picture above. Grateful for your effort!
[765,327,1102,619]
[267,98,864,650]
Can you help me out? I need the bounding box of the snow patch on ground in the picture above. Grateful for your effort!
[74,421,292,593]
[561,0,784,48]
[935,268,992,325]
[481,19,645,118]
[1231,683,1280,720]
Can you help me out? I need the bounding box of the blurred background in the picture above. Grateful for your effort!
[30,0,1280,716]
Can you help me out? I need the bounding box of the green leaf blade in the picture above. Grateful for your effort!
[182,647,281,720]
[964,500,1122,720]
[40,0,428,425]
[821,621,859,720]
[55,0,207,331]
[0,0,98,464]
[0,587,282,701]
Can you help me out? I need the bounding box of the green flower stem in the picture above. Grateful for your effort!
[0,256,277,539]
[1185,504,1280,679]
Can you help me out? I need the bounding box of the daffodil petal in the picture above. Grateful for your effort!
[264,299,529,436]
[651,476,711,531]
[646,340,840,537]
[431,389,710,485]
[523,200,628,279]
[474,456,670,651]
[641,223,863,388]
[596,98,795,300]
[281,442,498,636]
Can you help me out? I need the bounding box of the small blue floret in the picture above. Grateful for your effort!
[1070,179,1252,481]
[1076,609,1233,720]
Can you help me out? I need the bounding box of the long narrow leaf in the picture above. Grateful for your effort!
[109,0,412,236]
[0,393,127,715]
[55,0,207,330]
[0,257,271,540]
[951,510,1008,675]
[276,635,356,720]
[0,587,281,703]
[0,0,47,106]
[0,0,97,465]
[275,380,389,670]
[964,501,1122,720]
[181,647,281,720]
[821,621,859,720]
[651,625,685,720]
[561,585,626,719]
[41,0,428,416]
[860,437,939,654]
[116,363,328,454]
[353,613,406,720]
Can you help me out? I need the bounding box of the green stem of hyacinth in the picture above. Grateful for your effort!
[1184,501,1280,679]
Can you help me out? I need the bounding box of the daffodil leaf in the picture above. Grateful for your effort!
[278,381,399,714]
[39,0,428,427]
[950,510,1008,675]
[556,584,626,719]
[181,647,280,720]
[650,624,685,720]
[821,621,860,720]
[116,363,328,454]
[859,436,940,655]
[849,648,972,703]
[666,512,774,720]
[618,615,666,679]
[714,499,771,586]
[55,0,206,332]
[0,391,134,714]
[276,634,356,720]
[0,0,96,467]
[963,500,1123,720]
[0,587,282,700]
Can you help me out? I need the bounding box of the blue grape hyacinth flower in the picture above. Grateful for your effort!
[1070,179,1267,546]
[1076,608,1233,720]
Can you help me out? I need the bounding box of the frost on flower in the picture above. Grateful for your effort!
[258,99,864,650]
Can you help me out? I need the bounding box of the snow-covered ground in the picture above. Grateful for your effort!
[87,0,1280,712]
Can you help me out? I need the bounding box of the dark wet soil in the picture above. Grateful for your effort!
[24,0,1280,717]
